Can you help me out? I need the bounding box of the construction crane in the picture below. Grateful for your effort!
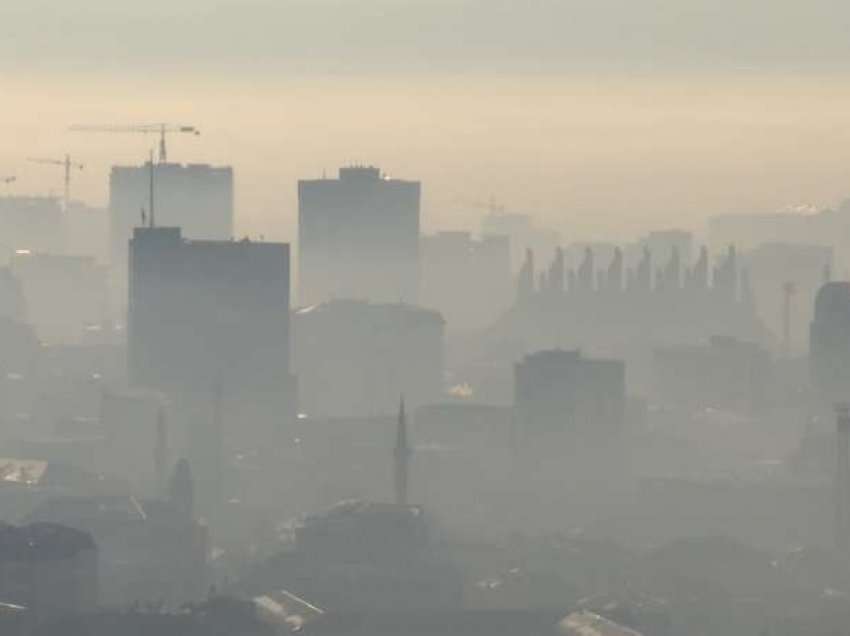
[69,123,200,164]
[27,155,83,212]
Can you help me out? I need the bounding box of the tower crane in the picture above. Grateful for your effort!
[27,155,83,212]
[69,123,200,164]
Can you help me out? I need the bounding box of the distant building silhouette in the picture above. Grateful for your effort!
[237,500,461,612]
[294,300,443,417]
[128,227,295,501]
[10,251,108,344]
[810,282,850,402]
[480,211,559,273]
[0,196,64,254]
[653,336,772,413]
[298,166,420,305]
[514,349,625,439]
[110,161,233,308]
[128,226,292,396]
[493,244,767,397]
[169,458,195,520]
[420,231,512,329]
[0,522,97,619]
[26,494,208,607]
[745,243,832,355]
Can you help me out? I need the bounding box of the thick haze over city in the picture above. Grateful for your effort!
[6,2,850,636]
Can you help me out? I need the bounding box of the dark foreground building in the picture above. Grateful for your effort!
[810,281,850,403]
[128,227,295,510]
[110,162,233,290]
[128,226,290,395]
[236,500,462,613]
[0,523,97,620]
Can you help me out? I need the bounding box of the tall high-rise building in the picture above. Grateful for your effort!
[298,166,420,305]
[128,226,289,394]
[110,162,233,308]
[128,227,295,466]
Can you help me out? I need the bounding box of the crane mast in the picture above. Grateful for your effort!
[27,155,83,212]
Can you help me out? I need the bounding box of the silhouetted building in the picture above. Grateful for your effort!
[294,300,443,417]
[653,336,773,413]
[514,349,625,438]
[481,212,559,272]
[0,522,97,619]
[420,231,512,330]
[128,227,295,502]
[110,162,234,307]
[10,251,108,344]
[128,226,291,394]
[298,166,420,305]
[810,282,850,402]
[413,403,515,449]
[639,230,693,269]
[25,494,207,607]
[499,244,766,397]
[239,500,462,612]
[0,197,64,255]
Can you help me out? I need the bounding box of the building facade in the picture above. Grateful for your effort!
[810,282,850,403]
[298,166,420,305]
[128,227,295,483]
[420,231,512,330]
[110,162,233,309]
[514,349,625,439]
[294,300,443,417]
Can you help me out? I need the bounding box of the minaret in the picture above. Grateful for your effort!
[836,404,850,554]
[394,397,412,506]
[154,405,169,496]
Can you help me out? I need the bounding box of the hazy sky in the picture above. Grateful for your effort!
[3,1,850,243]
